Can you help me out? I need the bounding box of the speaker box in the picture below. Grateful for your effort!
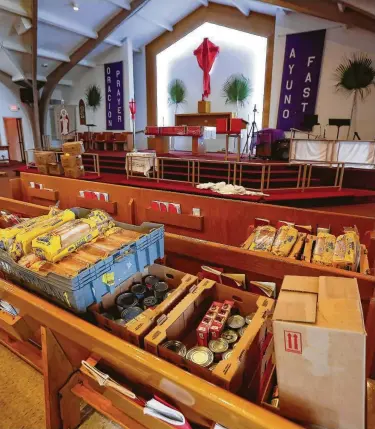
[20,87,33,104]
[272,139,290,161]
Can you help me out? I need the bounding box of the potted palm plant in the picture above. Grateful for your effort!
[168,79,187,114]
[85,84,102,124]
[334,53,375,139]
[222,74,252,117]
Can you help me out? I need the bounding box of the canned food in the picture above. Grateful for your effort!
[161,340,187,357]
[222,350,233,360]
[120,306,143,322]
[227,315,245,329]
[131,283,147,300]
[154,281,169,302]
[114,319,127,326]
[101,312,115,320]
[186,347,214,367]
[239,326,247,337]
[209,338,229,360]
[271,398,280,408]
[272,385,279,399]
[245,312,256,325]
[221,329,238,344]
[143,275,160,290]
[143,296,158,310]
[115,292,138,312]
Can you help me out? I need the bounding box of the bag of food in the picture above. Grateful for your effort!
[301,234,316,263]
[288,232,307,259]
[32,210,115,263]
[333,230,360,271]
[312,232,336,266]
[249,225,276,252]
[271,225,298,257]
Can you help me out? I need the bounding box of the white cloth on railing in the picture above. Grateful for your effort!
[290,139,375,169]
[197,182,268,196]
[126,152,158,176]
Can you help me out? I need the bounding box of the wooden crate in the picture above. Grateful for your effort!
[89,264,197,347]
[0,310,33,342]
[144,279,274,393]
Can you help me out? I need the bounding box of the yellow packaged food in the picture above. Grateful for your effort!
[271,225,298,257]
[301,234,316,263]
[312,232,336,266]
[32,210,115,263]
[249,225,276,252]
[333,231,360,271]
[288,232,307,259]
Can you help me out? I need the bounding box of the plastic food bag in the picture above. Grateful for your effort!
[333,229,360,271]
[271,225,298,257]
[249,226,276,252]
[312,232,336,266]
[288,232,307,259]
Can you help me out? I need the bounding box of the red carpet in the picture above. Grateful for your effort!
[13,165,375,206]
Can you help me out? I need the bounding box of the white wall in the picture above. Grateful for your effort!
[133,48,148,150]
[270,11,375,140]
[0,78,34,155]
[66,40,134,134]
[156,22,268,151]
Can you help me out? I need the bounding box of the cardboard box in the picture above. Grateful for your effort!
[34,151,56,166]
[37,164,49,175]
[198,100,211,113]
[62,141,85,155]
[48,163,64,176]
[89,264,197,347]
[273,276,366,429]
[144,279,274,393]
[64,166,85,179]
[61,154,83,169]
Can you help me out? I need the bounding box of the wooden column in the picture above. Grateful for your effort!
[32,0,42,149]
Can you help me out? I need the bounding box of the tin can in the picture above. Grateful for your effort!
[209,338,229,361]
[143,296,158,310]
[221,329,238,344]
[245,312,256,325]
[271,398,280,408]
[115,292,138,312]
[222,350,233,360]
[239,326,247,337]
[114,319,127,326]
[227,315,245,329]
[131,283,147,300]
[272,385,279,399]
[120,306,143,322]
[143,275,160,290]
[186,347,214,367]
[161,340,187,357]
[101,312,115,321]
[154,281,169,302]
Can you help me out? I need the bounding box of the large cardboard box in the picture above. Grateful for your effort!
[37,164,49,175]
[61,154,83,169]
[48,163,64,176]
[62,141,85,155]
[273,276,366,429]
[64,165,85,179]
[34,151,56,166]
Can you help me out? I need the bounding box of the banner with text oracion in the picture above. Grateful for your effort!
[277,29,326,131]
[104,61,124,130]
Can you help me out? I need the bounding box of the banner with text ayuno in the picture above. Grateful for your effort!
[105,61,124,130]
[277,29,326,131]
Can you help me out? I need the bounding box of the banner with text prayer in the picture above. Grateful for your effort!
[105,61,124,130]
[277,29,326,131]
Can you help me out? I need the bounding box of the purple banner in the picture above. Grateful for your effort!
[277,29,326,131]
[105,61,124,130]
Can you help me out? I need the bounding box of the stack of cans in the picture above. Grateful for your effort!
[102,275,171,325]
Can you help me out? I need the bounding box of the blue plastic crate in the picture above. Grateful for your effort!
[0,214,164,313]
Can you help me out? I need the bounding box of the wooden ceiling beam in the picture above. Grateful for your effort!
[39,0,150,135]
[258,0,375,34]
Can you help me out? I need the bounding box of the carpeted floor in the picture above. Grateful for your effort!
[0,344,120,429]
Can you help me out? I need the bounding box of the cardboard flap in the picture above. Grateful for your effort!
[273,290,317,323]
[281,276,319,294]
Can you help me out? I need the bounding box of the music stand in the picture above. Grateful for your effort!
[301,114,320,139]
[328,118,351,139]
